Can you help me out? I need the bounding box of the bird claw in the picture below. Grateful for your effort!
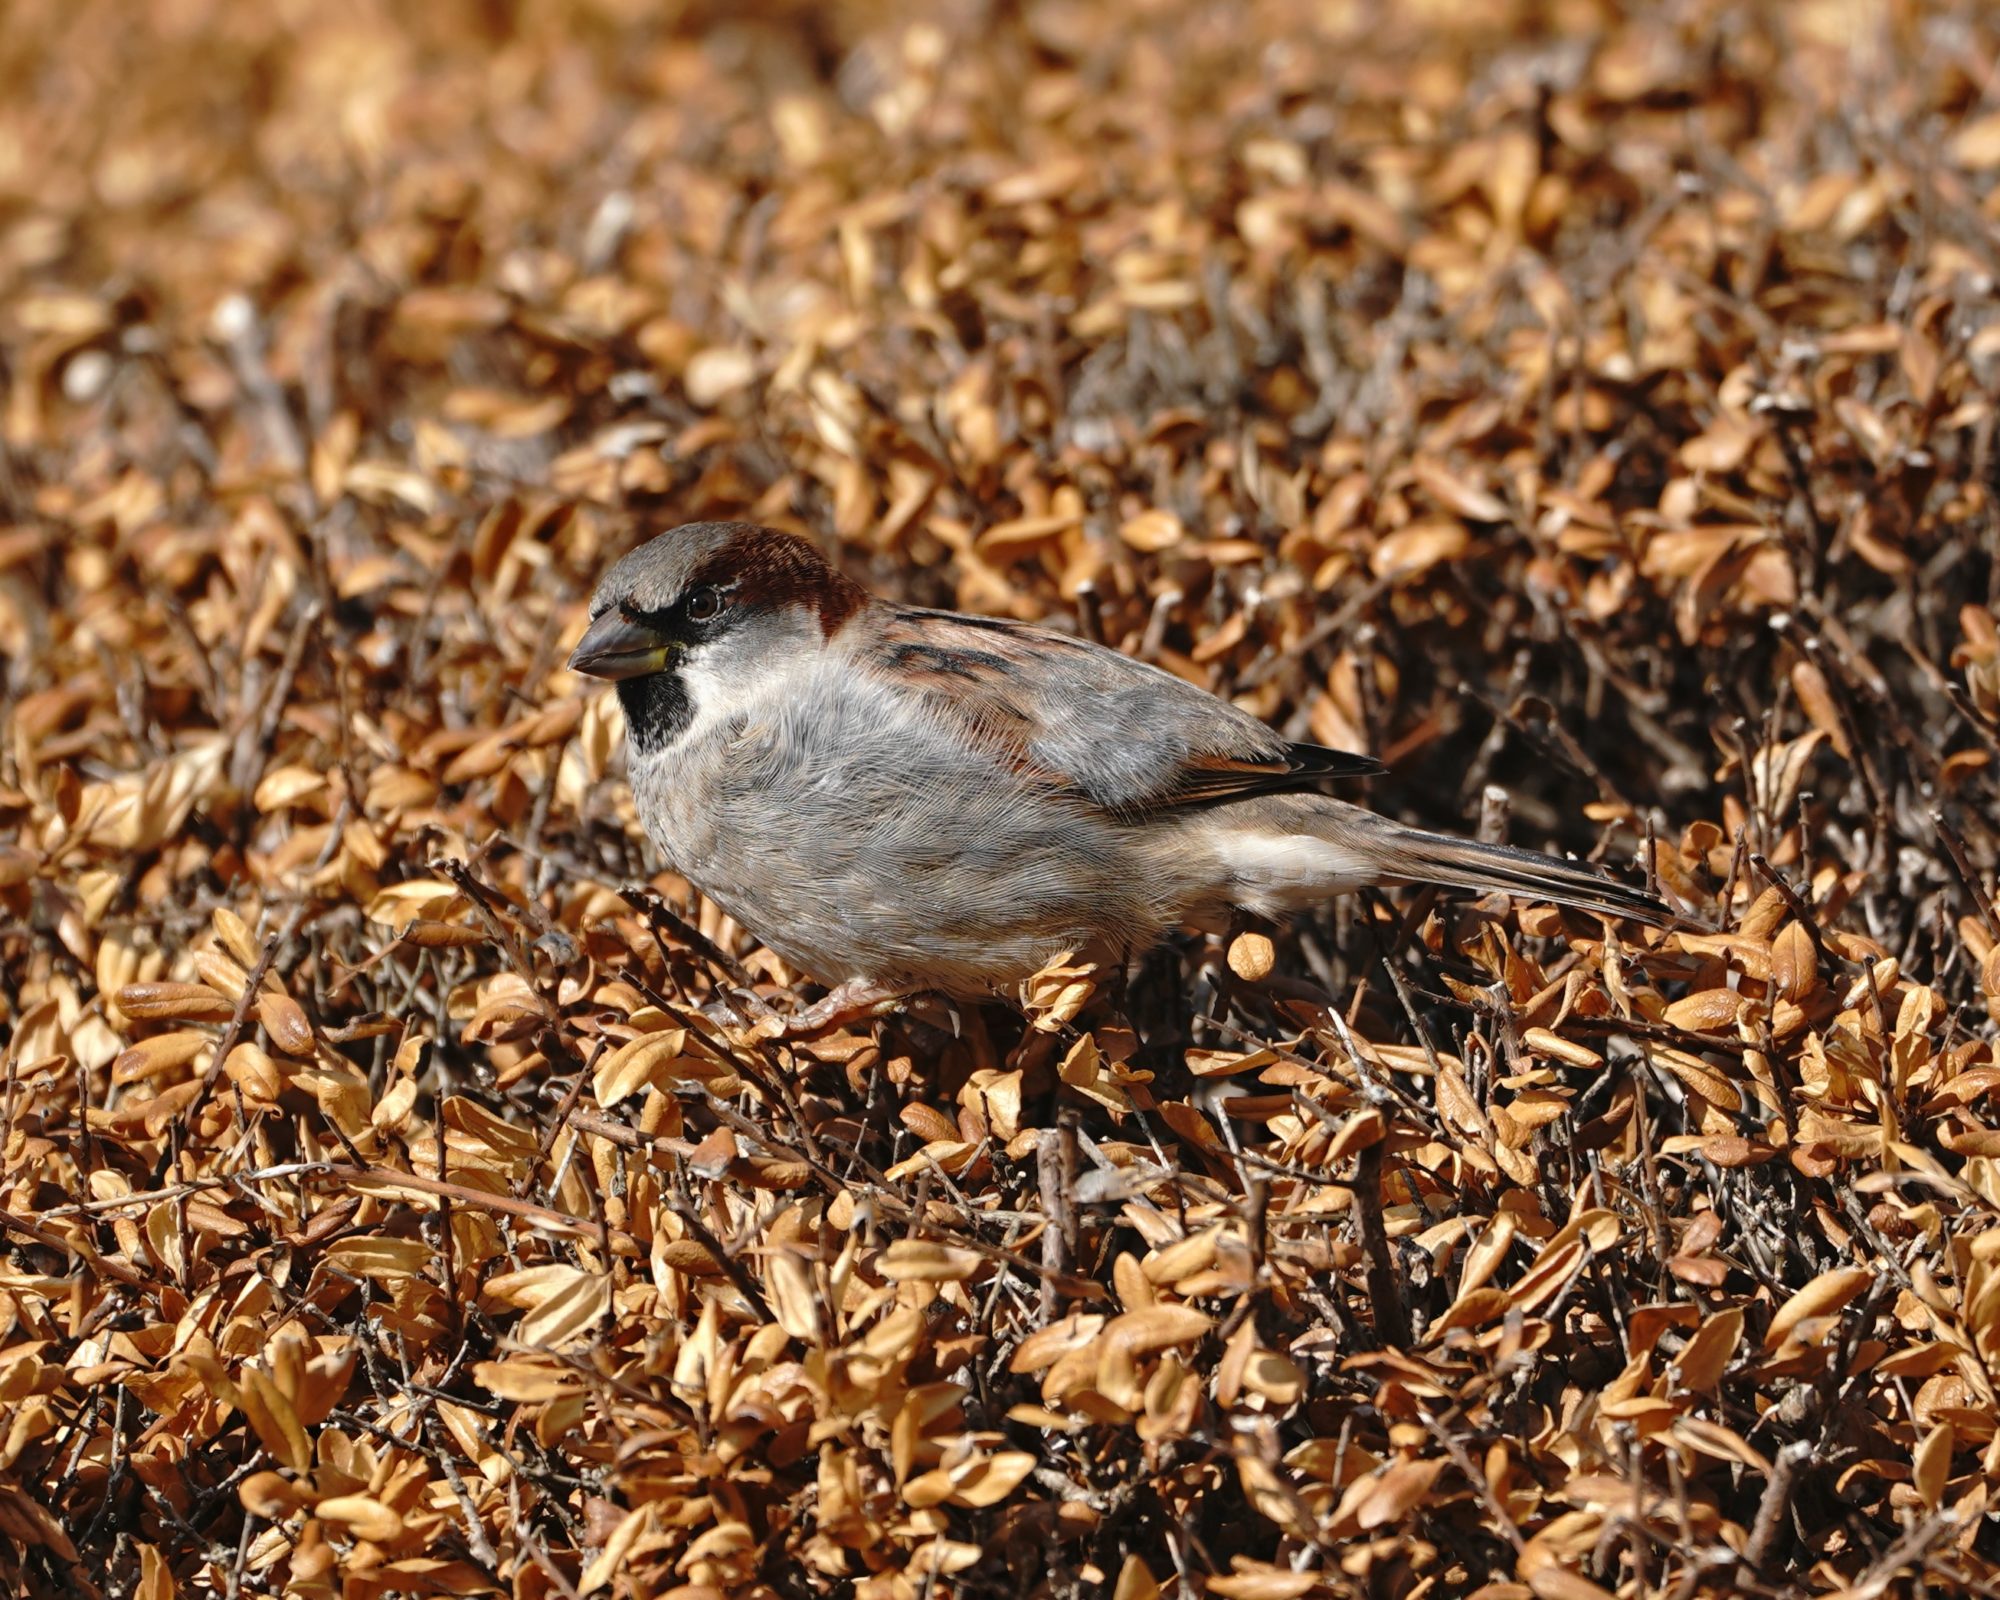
[699,988,778,1032]
[744,978,910,1040]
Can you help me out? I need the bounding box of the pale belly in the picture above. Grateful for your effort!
[627,707,1183,994]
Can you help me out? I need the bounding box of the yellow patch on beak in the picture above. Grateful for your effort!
[568,612,675,680]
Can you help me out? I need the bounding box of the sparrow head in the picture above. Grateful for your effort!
[569,522,871,751]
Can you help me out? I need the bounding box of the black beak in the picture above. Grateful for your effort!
[568,611,673,680]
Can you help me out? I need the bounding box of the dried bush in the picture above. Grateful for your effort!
[1,0,1998,1595]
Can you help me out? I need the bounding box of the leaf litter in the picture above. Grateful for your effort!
[1,0,1999,1596]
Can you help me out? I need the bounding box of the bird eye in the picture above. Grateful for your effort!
[685,586,723,622]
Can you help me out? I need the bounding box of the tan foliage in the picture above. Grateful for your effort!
[0,0,1997,1596]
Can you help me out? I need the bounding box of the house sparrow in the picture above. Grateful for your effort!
[570,521,1667,1032]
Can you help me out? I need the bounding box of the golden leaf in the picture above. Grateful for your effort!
[1764,1266,1875,1350]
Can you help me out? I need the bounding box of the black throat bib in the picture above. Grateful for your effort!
[618,668,694,753]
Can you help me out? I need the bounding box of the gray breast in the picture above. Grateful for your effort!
[629,665,1181,988]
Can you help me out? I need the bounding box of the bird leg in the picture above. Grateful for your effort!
[749,976,912,1040]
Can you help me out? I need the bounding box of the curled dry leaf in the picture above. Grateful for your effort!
[1120,510,1186,552]
[1227,931,1276,981]
[877,1239,985,1282]
[1764,1266,1876,1350]
[258,992,315,1055]
[116,983,234,1023]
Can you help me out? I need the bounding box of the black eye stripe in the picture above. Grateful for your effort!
[617,586,732,634]
[623,600,677,631]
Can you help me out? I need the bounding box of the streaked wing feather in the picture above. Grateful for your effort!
[1167,743,1387,806]
[869,608,1382,816]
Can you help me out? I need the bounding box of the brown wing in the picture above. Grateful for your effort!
[867,607,1383,817]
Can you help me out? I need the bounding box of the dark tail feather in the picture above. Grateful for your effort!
[1373,823,1672,925]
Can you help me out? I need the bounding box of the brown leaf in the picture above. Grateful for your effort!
[1672,1307,1743,1393]
[1764,1266,1875,1349]
[258,992,315,1056]
[1663,989,1744,1032]
[116,983,233,1022]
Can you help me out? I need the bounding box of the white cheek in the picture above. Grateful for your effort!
[674,636,821,741]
